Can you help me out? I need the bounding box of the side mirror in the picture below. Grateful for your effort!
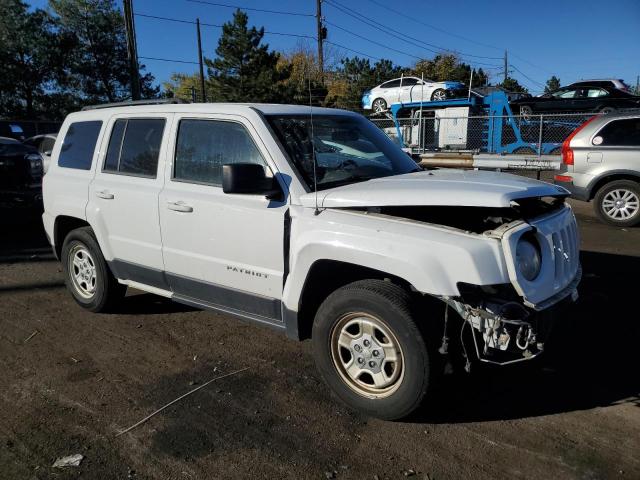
[222,163,282,199]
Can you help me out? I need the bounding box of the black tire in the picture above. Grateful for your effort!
[61,226,126,312]
[371,98,387,113]
[431,88,447,101]
[519,105,533,119]
[593,180,640,227]
[312,280,431,420]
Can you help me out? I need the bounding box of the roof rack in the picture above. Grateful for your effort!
[81,98,189,111]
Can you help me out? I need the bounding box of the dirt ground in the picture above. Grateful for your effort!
[1,199,639,480]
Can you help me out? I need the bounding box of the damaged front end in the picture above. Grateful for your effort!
[438,201,581,368]
[441,286,574,368]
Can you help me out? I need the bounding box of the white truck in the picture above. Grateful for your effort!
[42,100,581,420]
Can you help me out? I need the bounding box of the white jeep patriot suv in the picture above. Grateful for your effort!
[43,99,581,419]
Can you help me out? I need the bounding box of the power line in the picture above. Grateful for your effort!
[325,20,421,60]
[324,40,382,61]
[362,0,504,53]
[140,55,200,65]
[325,0,502,65]
[510,63,545,88]
[185,0,314,17]
[134,12,314,39]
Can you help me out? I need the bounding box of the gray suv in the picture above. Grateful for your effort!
[555,113,640,227]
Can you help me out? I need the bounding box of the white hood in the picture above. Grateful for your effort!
[299,169,569,209]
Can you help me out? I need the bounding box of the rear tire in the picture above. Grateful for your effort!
[61,227,126,312]
[312,280,432,420]
[594,180,640,227]
[431,89,447,101]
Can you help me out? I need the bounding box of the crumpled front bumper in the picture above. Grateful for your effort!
[446,271,580,366]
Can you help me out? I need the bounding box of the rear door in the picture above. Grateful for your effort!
[158,113,287,323]
[87,113,172,288]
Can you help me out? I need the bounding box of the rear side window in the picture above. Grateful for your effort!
[594,118,640,146]
[103,118,165,177]
[58,121,102,170]
[173,119,266,186]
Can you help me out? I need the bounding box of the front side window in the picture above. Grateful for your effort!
[267,114,420,191]
[103,118,165,177]
[594,118,640,146]
[58,121,102,170]
[552,89,577,99]
[174,119,266,186]
[401,78,418,86]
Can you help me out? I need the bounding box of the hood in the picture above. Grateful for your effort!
[299,169,569,209]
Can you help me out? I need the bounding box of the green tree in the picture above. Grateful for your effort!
[49,0,158,104]
[498,76,529,94]
[205,9,288,102]
[412,54,487,87]
[544,75,561,93]
[162,73,211,102]
[325,56,403,111]
[0,1,69,118]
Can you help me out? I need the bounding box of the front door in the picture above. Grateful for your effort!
[87,114,171,287]
[158,114,287,323]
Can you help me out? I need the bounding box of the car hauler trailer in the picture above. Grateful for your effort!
[384,91,581,172]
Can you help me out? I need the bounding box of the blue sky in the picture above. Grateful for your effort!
[30,0,640,93]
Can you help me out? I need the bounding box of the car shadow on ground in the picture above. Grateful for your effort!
[416,250,640,424]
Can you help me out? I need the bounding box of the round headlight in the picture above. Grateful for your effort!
[515,238,541,281]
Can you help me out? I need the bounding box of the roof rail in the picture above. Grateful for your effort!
[81,98,190,111]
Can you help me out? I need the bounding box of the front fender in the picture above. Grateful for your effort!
[282,207,510,311]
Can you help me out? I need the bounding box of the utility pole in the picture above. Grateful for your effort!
[503,50,508,82]
[316,0,325,82]
[196,18,206,102]
[636,75,639,95]
[123,0,141,100]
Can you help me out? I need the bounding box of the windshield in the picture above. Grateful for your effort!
[267,114,420,191]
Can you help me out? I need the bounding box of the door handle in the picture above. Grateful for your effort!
[167,201,193,213]
[95,190,114,200]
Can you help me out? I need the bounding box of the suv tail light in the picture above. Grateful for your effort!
[561,115,599,165]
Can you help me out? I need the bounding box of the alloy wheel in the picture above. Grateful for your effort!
[602,189,639,221]
[68,244,98,299]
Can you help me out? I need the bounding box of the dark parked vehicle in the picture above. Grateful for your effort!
[0,137,44,205]
[567,79,632,92]
[511,85,640,118]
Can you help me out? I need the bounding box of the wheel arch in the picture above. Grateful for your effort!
[587,171,640,200]
[287,259,419,341]
[53,215,91,259]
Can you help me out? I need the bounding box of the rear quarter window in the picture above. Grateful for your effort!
[594,118,640,146]
[58,121,103,170]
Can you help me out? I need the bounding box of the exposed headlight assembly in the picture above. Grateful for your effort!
[515,236,541,281]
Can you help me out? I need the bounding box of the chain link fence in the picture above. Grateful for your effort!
[370,112,605,156]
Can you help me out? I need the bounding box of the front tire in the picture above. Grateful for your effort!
[61,227,126,312]
[519,105,533,119]
[372,98,387,113]
[312,280,431,420]
[594,180,640,227]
